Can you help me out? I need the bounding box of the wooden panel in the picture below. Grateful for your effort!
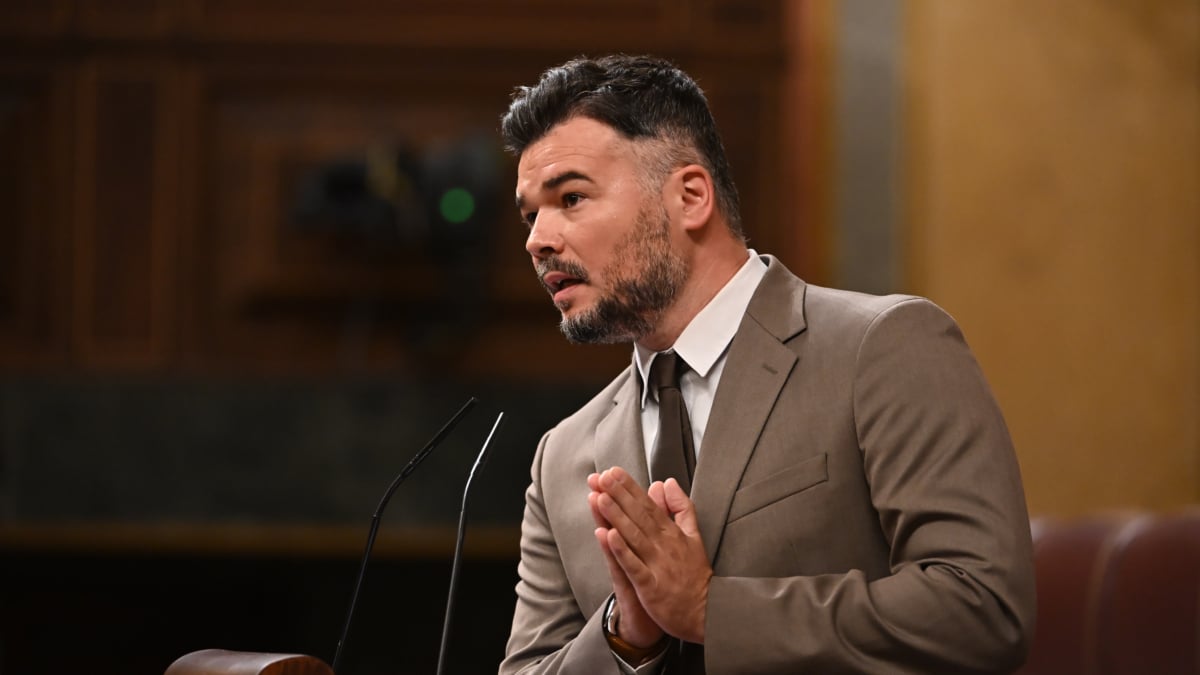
[1,1,786,56]
[707,0,788,48]
[75,0,182,39]
[1,0,781,55]
[185,0,700,54]
[0,1,71,39]
[781,0,836,285]
[73,61,179,368]
[904,0,1199,514]
[181,59,604,376]
[204,69,509,304]
[702,71,779,253]
[0,0,799,380]
[0,63,72,369]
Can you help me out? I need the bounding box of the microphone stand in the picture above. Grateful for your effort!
[436,412,504,675]
[332,397,478,674]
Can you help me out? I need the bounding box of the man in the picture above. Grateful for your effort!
[499,54,1035,674]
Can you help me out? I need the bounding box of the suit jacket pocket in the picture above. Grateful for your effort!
[727,453,828,523]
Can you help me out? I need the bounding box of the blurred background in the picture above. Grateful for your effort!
[0,1,1195,673]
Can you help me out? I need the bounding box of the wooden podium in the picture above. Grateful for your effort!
[165,650,333,675]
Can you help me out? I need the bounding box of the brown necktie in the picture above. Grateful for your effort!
[648,351,696,495]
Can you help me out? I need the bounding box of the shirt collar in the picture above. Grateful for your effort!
[634,250,768,408]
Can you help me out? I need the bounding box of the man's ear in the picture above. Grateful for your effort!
[668,164,716,232]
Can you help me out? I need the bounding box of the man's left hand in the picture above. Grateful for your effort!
[593,467,712,644]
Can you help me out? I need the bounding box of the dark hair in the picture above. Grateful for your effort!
[501,54,743,237]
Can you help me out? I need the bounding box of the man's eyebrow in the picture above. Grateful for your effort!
[544,170,593,191]
[516,170,595,211]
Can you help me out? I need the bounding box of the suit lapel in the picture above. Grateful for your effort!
[691,257,807,563]
[592,369,651,486]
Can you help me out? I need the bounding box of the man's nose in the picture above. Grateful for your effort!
[525,214,563,259]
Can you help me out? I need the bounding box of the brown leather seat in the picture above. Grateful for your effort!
[1095,510,1200,675]
[1019,511,1200,675]
[1020,514,1140,675]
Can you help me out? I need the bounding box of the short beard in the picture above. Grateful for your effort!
[559,202,688,345]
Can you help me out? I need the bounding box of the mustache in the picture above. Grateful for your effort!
[536,256,590,286]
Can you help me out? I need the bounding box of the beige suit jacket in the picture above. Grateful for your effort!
[502,256,1035,674]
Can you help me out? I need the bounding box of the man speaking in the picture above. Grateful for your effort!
[498,54,1035,674]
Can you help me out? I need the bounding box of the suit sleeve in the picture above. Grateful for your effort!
[500,431,630,675]
[704,298,1036,674]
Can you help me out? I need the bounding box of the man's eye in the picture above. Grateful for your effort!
[563,193,584,208]
[522,211,537,228]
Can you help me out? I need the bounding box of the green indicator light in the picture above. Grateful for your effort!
[439,187,475,224]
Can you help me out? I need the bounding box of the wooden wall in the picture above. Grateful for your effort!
[904,0,1199,516]
[0,0,806,382]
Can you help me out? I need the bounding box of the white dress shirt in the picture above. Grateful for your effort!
[632,251,768,468]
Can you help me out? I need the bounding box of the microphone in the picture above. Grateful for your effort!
[332,397,479,674]
[436,411,505,675]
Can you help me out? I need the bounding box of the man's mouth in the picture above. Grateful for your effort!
[542,271,584,295]
[537,257,591,306]
[544,271,580,293]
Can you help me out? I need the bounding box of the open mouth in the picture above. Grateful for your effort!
[542,271,584,296]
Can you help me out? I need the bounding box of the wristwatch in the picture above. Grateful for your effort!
[601,594,671,665]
